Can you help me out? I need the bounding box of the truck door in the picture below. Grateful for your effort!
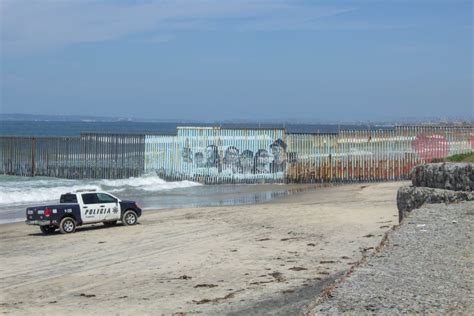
[80,193,103,223]
[96,193,121,221]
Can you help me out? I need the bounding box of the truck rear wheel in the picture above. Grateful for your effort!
[59,217,76,234]
[122,210,138,226]
[40,226,56,235]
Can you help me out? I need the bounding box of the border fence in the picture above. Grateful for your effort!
[0,125,472,183]
[0,134,145,179]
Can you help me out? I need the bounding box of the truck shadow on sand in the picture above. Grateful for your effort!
[28,223,141,236]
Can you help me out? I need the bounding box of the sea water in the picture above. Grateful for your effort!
[0,174,300,224]
[0,120,387,137]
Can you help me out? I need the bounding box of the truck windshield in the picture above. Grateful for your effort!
[60,194,78,203]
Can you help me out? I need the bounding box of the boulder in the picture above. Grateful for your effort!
[411,163,473,191]
[397,186,473,222]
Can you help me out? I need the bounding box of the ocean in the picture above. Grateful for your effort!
[0,120,388,137]
[0,174,310,224]
[0,120,387,224]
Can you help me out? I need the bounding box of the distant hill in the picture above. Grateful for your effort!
[0,113,133,122]
[0,113,472,126]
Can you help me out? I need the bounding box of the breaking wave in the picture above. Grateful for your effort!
[0,175,201,206]
[99,176,200,192]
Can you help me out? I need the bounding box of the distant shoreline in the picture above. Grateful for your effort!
[0,177,322,225]
[0,119,397,137]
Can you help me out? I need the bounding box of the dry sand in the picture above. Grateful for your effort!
[0,182,407,315]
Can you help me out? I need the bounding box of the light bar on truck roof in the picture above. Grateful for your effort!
[74,189,97,193]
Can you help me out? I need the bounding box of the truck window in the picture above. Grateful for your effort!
[82,193,99,204]
[97,193,117,203]
[60,194,78,203]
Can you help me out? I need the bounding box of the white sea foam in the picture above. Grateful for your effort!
[100,175,177,187]
[100,175,201,192]
[0,175,201,206]
[141,180,201,191]
[0,184,102,206]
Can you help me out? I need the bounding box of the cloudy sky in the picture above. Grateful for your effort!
[1,0,472,121]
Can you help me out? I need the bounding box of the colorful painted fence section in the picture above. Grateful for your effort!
[0,125,472,182]
[286,126,473,183]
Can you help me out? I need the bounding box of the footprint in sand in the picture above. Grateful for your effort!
[194,284,218,288]
[269,271,285,282]
[289,266,307,271]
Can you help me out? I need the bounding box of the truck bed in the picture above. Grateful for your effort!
[26,204,81,226]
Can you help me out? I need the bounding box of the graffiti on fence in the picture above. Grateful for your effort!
[144,128,288,182]
[412,134,449,161]
[179,138,287,176]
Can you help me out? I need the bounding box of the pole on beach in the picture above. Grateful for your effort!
[31,137,36,177]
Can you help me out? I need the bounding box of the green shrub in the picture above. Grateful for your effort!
[445,152,474,163]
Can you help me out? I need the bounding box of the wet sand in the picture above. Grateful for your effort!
[0,182,407,315]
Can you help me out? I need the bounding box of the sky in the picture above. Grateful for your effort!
[0,0,472,122]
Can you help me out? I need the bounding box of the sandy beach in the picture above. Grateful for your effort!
[0,182,407,315]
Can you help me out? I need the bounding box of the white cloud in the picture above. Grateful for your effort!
[1,0,356,54]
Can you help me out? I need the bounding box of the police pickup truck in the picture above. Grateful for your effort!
[25,190,142,234]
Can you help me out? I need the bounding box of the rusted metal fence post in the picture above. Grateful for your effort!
[31,137,36,177]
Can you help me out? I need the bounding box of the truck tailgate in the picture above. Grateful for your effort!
[25,204,78,226]
[26,207,51,225]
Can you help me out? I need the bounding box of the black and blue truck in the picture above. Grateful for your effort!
[25,190,142,234]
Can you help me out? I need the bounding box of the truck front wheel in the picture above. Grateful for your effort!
[40,226,56,235]
[122,210,138,226]
[59,217,76,234]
